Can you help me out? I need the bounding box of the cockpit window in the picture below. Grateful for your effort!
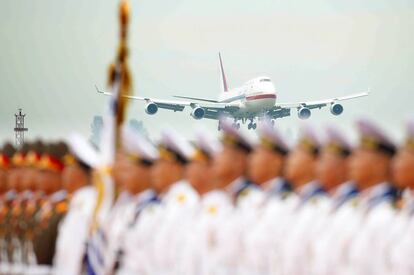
[260,78,271,82]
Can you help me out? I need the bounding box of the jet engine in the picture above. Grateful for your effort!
[191,106,205,120]
[298,107,311,119]
[330,103,344,116]
[145,102,158,115]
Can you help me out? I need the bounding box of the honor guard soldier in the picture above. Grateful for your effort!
[311,125,357,275]
[8,143,31,267]
[53,134,98,275]
[104,126,159,275]
[0,142,15,267]
[349,119,398,208]
[8,143,30,194]
[21,141,47,268]
[346,118,398,275]
[0,143,14,196]
[212,118,254,204]
[21,140,45,193]
[115,127,160,275]
[392,119,414,211]
[387,119,414,274]
[151,129,199,275]
[211,118,255,275]
[248,118,291,199]
[243,119,291,275]
[33,142,68,267]
[285,124,325,205]
[282,124,327,275]
[177,128,228,275]
[317,126,355,200]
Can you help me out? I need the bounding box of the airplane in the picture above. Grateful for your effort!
[97,53,369,130]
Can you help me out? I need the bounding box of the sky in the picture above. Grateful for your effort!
[1,0,414,145]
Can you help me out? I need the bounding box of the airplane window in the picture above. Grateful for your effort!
[260,79,271,82]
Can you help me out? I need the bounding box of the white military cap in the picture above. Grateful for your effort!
[404,118,414,151]
[323,125,352,156]
[158,128,195,164]
[407,119,414,137]
[297,123,321,155]
[257,117,289,155]
[192,127,222,161]
[122,125,159,164]
[220,117,253,153]
[66,132,100,168]
[356,118,396,156]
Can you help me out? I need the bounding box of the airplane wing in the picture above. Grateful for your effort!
[172,95,219,103]
[96,86,239,118]
[266,91,369,119]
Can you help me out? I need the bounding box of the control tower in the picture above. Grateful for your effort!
[14,108,28,148]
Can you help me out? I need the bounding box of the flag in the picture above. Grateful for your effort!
[86,1,132,274]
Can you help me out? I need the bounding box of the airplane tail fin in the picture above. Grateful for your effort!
[218,52,229,93]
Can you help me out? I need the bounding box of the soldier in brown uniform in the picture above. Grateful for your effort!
[21,141,48,265]
[0,143,15,196]
[7,143,31,264]
[33,141,69,266]
[0,142,15,263]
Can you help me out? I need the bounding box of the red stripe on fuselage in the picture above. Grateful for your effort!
[246,94,276,101]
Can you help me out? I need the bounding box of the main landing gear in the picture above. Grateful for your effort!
[247,119,257,130]
[218,118,274,131]
[218,120,240,130]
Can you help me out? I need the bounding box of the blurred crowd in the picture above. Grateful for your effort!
[0,117,413,275]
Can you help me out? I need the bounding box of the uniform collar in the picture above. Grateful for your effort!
[226,176,255,198]
[136,189,159,205]
[332,181,359,209]
[226,177,245,195]
[299,181,324,196]
[401,189,414,215]
[299,181,326,203]
[21,190,34,200]
[169,179,191,190]
[264,177,292,196]
[5,190,17,201]
[49,190,68,203]
[113,191,134,208]
[362,182,397,209]
[129,189,161,228]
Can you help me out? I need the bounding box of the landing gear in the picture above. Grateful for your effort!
[247,122,257,130]
[218,119,240,131]
[232,122,240,129]
[231,118,240,130]
[247,119,257,130]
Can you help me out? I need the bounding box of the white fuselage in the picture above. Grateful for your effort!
[218,76,276,117]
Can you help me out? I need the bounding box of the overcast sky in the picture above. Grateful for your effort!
[1,0,413,145]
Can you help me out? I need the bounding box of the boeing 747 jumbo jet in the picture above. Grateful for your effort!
[97,53,369,130]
